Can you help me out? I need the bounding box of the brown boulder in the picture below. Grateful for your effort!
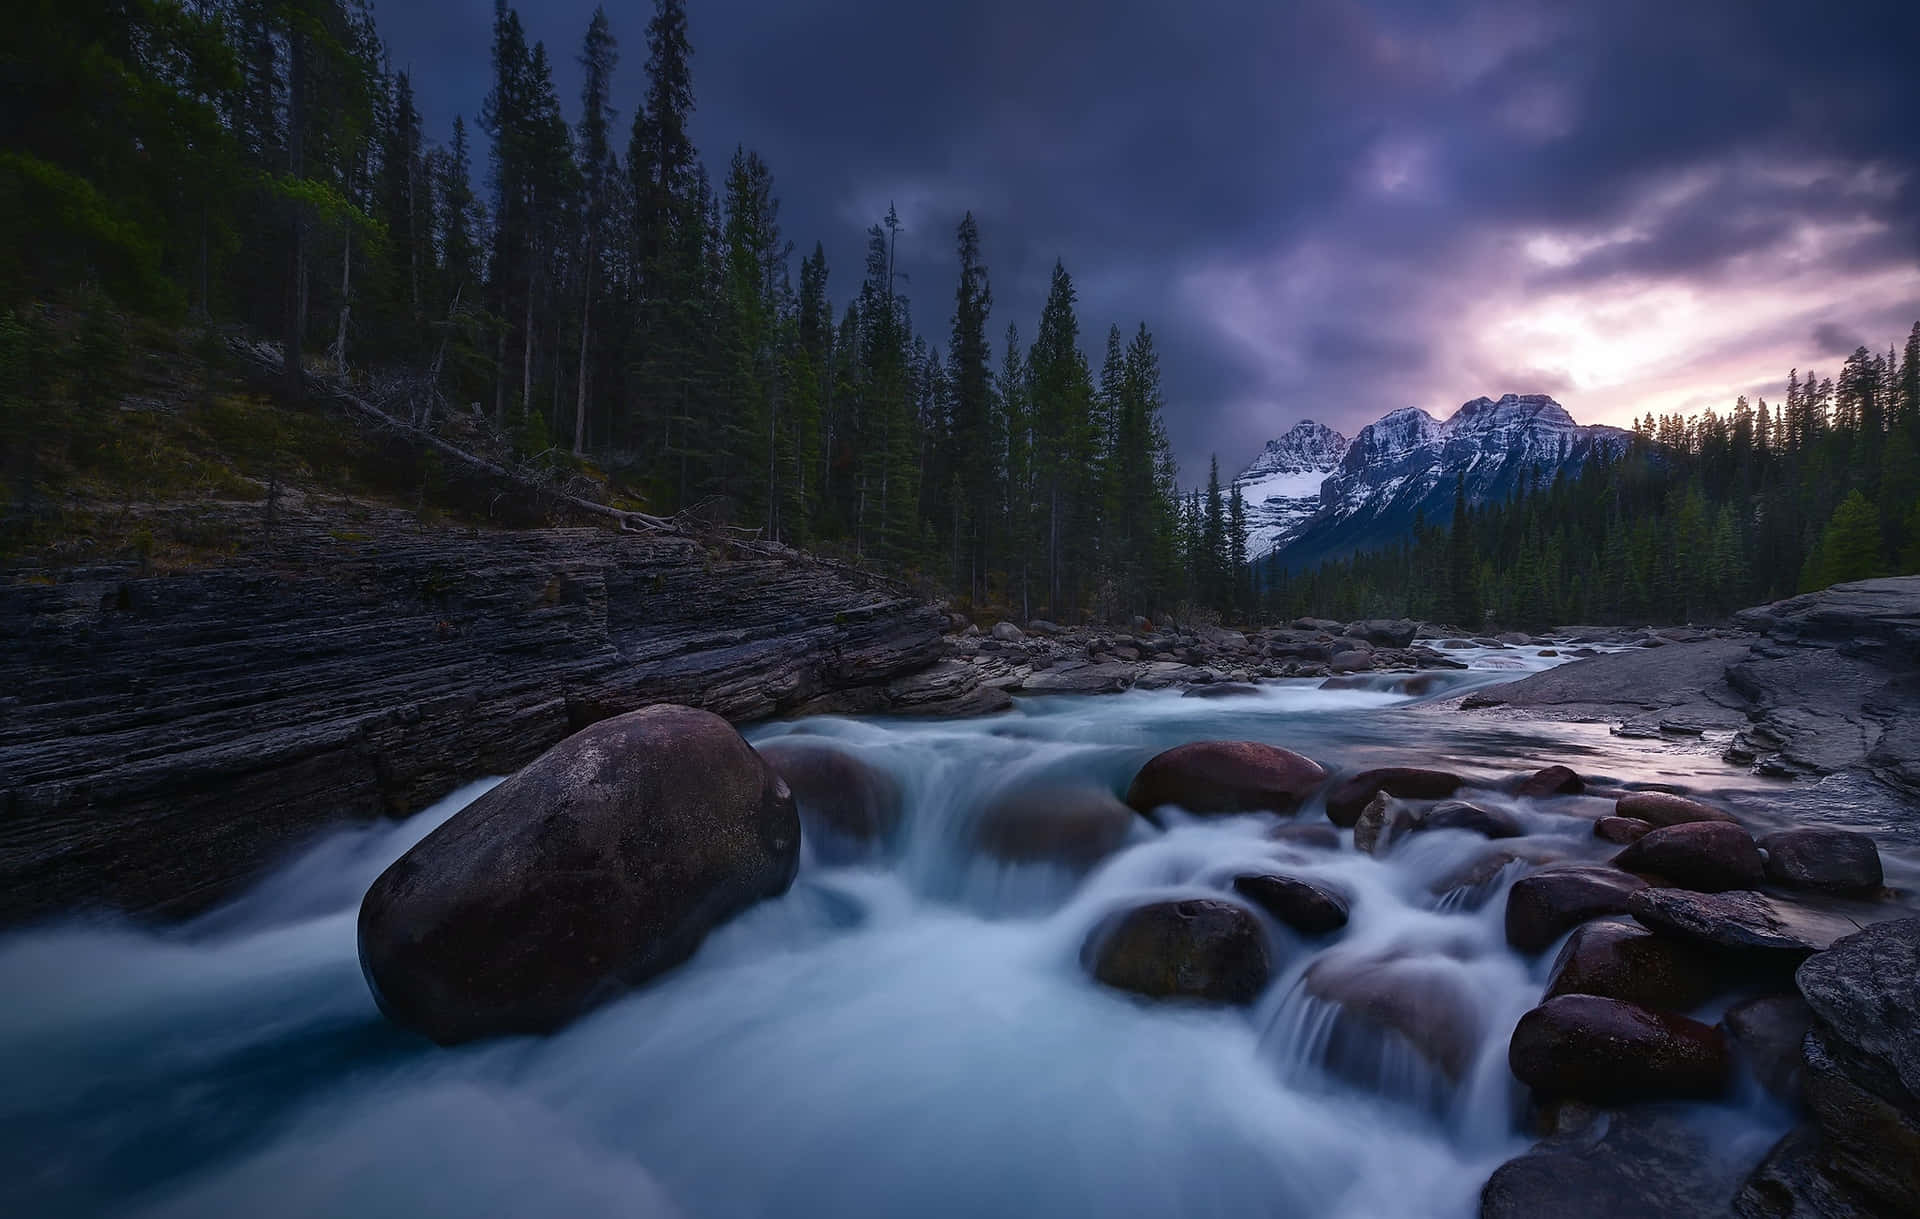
[1758,828,1884,894]
[1614,791,1739,828]
[756,739,903,862]
[1509,994,1730,1102]
[1232,873,1350,935]
[1544,919,1719,1009]
[1124,741,1327,819]
[1610,821,1764,892]
[973,784,1141,869]
[1083,899,1271,1004]
[1593,816,1652,845]
[358,706,800,1044]
[1505,864,1648,954]
[1513,765,1585,798]
[1420,800,1524,840]
[1324,767,1464,827]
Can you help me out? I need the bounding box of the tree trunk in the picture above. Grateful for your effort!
[573,260,592,456]
[283,28,307,399]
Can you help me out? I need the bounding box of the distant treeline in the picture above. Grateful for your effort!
[1266,330,1920,628]
[4,0,1275,624]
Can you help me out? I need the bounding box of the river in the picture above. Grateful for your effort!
[2,647,1899,1219]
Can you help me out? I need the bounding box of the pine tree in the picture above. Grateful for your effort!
[571,6,618,454]
[948,212,994,599]
[1817,491,1883,587]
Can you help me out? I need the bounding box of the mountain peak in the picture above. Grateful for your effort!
[1445,393,1576,433]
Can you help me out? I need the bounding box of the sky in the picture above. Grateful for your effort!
[379,0,1920,479]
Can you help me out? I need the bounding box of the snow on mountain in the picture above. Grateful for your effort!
[1240,394,1633,570]
[1230,420,1348,558]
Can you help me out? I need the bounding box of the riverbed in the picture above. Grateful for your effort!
[1,653,1901,1219]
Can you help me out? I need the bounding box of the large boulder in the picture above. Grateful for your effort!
[1505,864,1648,954]
[358,706,800,1044]
[1123,741,1327,819]
[1232,873,1350,936]
[1609,821,1764,892]
[755,739,903,862]
[973,784,1141,869]
[1512,765,1585,798]
[1509,995,1730,1102]
[1346,618,1420,648]
[1324,767,1465,827]
[1593,816,1652,845]
[1799,1026,1920,1212]
[1759,828,1884,895]
[1083,899,1271,1004]
[1545,919,1720,1010]
[1613,791,1739,828]
[1795,919,1920,1109]
[1627,889,1862,959]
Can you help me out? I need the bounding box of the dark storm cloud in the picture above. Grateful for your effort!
[378,0,1920,481]
[1812,322,1866,357]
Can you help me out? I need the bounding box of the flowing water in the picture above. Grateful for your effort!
[3,649,1911,1219]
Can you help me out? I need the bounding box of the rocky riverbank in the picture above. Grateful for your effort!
[1457,577,1920,802]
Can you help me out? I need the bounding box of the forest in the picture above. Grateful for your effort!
[1265,331,1920,629]
[2,0,1251,623]
[5,0,1913,630]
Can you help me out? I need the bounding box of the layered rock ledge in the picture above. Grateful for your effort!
[0,506,949,924]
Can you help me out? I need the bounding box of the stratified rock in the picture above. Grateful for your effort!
[1083,899,1271,1004]
[1759,829,1885,895]
[1123,741,1327,819]
[1723,994,1812,1104]
[1627,889,1862,959]
[1615,791,1741,827]
[755,740,903,862]
[1611,821,1764,892]
[1733,1125,1871,1219]
[0,515,951,926]
[1593,816,1653,845]
[1354,792,1419,855]
[1506,865,1648,954]
[1232,873,1350,935]
[358,705,800,1044]
[1484,1109,1744,1219]
[1509,995,1730,1102]
[1324,767,1465,827]
[1799,1026,1920,1213]
[1421,800,1524,840]
[973,784,1140,870]
[1021,660,1139,694]
[1545,919,1720,1010]
[1513,765,1585,798]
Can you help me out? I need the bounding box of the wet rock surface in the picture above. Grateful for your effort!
[1303,951,1486,1084]
[1232,872,1351,935]
[1509,994,1730,1102]
[1483,1108,1744,1219]
[1505,864,1649,953]
[972,784,1142,869]
[357,705,800,1045]
[1124,740,1328,818]
[1545,919,1721,1010]
[1083,898,1272,1004]
[1626,889,1865,958]
[1759,828,1885,895]
[1610,821,1765,892]
[755,740,904,862]
[1324,766,1465,827]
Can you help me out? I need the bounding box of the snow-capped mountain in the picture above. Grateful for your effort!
[1231,420,1348,557]
[1237,394,1633,571]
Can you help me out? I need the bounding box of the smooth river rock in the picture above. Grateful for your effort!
[1545,919,1721,1011]
[755,740,903,862]
[1324,767,1465,827]
[1593,816,1653,845]
[1124,741,1328,819]
[1505,864,1649,954]
[1509,995,1731,1102]
[1420,800,1524,840]
[973,784,1141,869]
[358,705,800,1044]
[1083,898,1272,1004]
[1232,873,1351,936]
[1609,821,1765,892]
[1614,791,1741,828]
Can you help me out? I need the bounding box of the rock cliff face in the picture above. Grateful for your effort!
[0,507,950,925]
